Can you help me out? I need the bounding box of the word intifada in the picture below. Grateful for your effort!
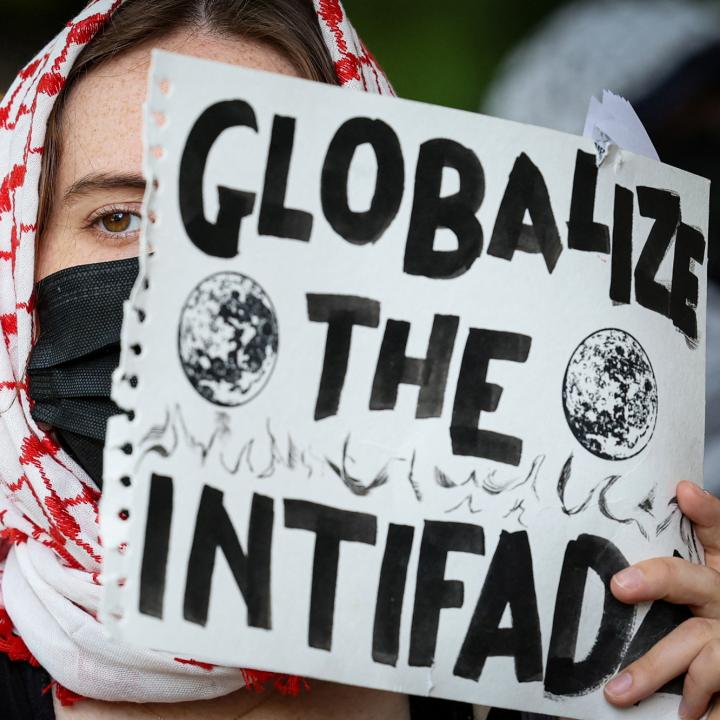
[140,480,687,698]
[179,103,706,342]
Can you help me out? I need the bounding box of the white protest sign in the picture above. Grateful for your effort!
[100,50,710,720]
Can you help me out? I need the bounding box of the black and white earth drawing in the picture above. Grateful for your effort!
[178,272,278,407]
[562,329,658,461]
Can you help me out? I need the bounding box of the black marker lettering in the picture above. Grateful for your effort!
[258,115,313,242]
[634,186,680,318]
[372,524,415,666]
[567,150,610,254]
[370,314,459,418]
[409,520,485,666]
[545,534,635,696]
[610,185,634,304]
[284,500,377,651]
[179,100,258,258]
[670,223,706,340]
[184,489,273,629]
[454,530,543,683]
[404,139,485,279]
[321,118,404,245]
[307,294,380,420]
[488,152,562,272]
[139,473,174,619]
[451,329,531,466]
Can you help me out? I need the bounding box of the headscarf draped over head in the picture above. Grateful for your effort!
[0,0,392,705]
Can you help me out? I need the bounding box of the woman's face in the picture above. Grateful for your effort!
[36,30,299,281]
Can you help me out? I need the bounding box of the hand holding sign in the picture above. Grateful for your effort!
[100,51,710,720]
[604,482,720,719]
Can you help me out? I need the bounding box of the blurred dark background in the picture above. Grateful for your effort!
[2,0,719,486]
[0,0,568,110]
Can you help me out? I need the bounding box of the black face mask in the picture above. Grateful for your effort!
[28,258,139,488]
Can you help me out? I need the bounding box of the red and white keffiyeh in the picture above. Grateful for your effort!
[0,0,392,705]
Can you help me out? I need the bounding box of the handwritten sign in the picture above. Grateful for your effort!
[100,50,710,719]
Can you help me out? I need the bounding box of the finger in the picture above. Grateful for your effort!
[677,481,720,558]
[604,617,717,707]
[611,557,720,614]
[681,640,720,719]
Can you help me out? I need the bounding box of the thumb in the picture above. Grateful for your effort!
[677,481,720,563]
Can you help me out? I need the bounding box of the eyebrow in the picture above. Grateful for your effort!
[64,172,146,204]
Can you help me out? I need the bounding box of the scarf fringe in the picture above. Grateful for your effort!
[176,658,308,695]
[44,671,308,708]
[0,608,38,665]
[42,680,85,707]
[174,656,215,671]
[42,669,310,707]
[241,669,310,696]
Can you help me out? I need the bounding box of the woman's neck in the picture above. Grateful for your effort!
[54,681,410,720]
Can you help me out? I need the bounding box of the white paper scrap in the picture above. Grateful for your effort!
[583,90,660,165]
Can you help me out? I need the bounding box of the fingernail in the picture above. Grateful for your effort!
[613,567,644,591]
[606,672,633,696]
[678,698,690,719]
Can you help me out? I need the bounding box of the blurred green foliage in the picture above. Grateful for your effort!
[344,0,570,110]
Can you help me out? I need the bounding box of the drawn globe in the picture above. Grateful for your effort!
[178,272,278,407]
[562,329,658,461]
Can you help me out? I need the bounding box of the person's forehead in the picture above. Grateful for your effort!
[60,49,148,184]
[58,31,301,187]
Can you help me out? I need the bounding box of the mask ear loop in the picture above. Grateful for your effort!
[0,378,20,417]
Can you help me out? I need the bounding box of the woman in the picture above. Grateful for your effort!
[2,3,404,718]
[0,2,719,719]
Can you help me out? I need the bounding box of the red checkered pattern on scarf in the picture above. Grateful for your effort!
[0,0,392,705]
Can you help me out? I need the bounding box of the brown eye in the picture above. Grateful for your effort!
[102,212,132,233]
[97,211,141,236]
